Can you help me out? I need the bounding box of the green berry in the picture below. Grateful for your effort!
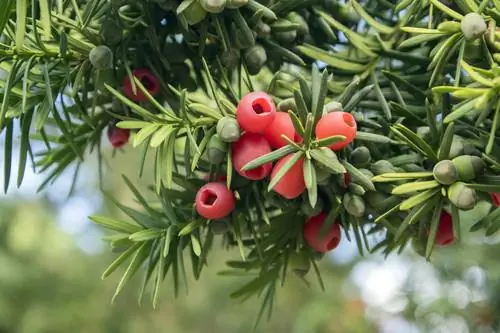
[461,13,487,41]
[206,134,228,164]
[447,182,477,211]
[89,45,113,69]
[244,44,267,75]
[216,117,241,143]
[100,20,123,45]
[451,155,485,181]
[199,0,227,13]
[350,146,371,168]
[343,193,366,217]
[432,160,458,185]
[274,30,297,44]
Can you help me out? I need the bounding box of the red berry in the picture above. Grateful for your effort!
[195,182,235,220]
[491,193,500,207]
[303,212,342,253]
[107,124,130,148]
[435,211,454,246]
[263,112,297,149]
[271,155,306,199]
[315,112,357,151]
[232,133,272,180]
[343,173,351,187]
[236,91,276,133]
[123,68,160,102]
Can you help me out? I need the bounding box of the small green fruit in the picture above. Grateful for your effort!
[461,13,487,41]
[89,45,113,69]
[451,155,485,181]
[432,160,458,185]
[216,117,241,143]
[206,134,228,164]
[244,44,267,75]
[350,146,371,168]
[370,160,396,175]
[289,252,311,277]
[274,30,297,44]
[199,0,226,13]
[448,182,477,210]
[100,20,123,45]
[278,98,297,112]
[343,193,366,217]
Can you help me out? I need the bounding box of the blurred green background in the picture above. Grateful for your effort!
[1,137,500,333]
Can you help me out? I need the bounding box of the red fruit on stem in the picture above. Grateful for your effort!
[236,91,276,133]
[195,182,235,220]
[122,68,160,102]
[263,112,297,149]
[107,125,130,148]
[271,155,306,199]
[303,212,342,253]
[232,133,272,180]
[435,211,455,246]
[315,112,357,151]
[491,193,500,207]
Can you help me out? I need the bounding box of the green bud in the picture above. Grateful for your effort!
[199,0,226,13]
[350,147,371,168]
[226,0,248,8]
[370,160,396,175]
[244,44,267,75]
[451,155,485,181]
[216,117,241,143]
[207,134,228,164]
[89,45,113,69]
[287,12,309,36]
[449,139,465,159]
[178,0,207,25]
[220,49,240,69]
[348,183,366,196]
[278,98,297,112]
[323,101,343,114]
[448,182,477,211]
[461,13,487,41]
[289,252,311,277]
[411,236,426,257]
[210,220,229,234]
[343,193,366,217]
[301,197,324,217]
[432,160,458,185]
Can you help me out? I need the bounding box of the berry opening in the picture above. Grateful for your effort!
[245,166,265,179]
[326,236,340,250]
[140,75,156,91]
[252,98,271,115]
[200,190,218,206]
[343,113,356,127]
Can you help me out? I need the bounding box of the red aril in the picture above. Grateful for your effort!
[107,124,130,148]
[270,155,306,199]
[315,112,357,151]
[263,112,297,149]
[303,212,342,253]
[232,133,272,180]
[123,68,160,103]
[435,211,454,246]
[236,91,276,133]
[491,193,500,207]
[195,182,235,220]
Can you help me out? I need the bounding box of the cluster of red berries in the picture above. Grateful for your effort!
[195,91,358,253]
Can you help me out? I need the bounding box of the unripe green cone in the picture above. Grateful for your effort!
[448,182,477,210]
[199,0,226,13]
[350,147,371,168]
[433,160,458,185]
[451,155,485,181]
[348,183,366,196]
[226,0,248,8]
[244,45,267,75]
[343,193,366,217]
[461,13,487,41]
[206,134,228,164]
[179,0,207,25]
[323,101,343,114]
[89,46,113,69]
[370,160,396,175]
[278,98,297,112]
[289,252,311,277]
[301,197,324,217]
[216,117,241,143]
[210,220,229,234]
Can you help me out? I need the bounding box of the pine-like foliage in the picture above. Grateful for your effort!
[1,0,500,326]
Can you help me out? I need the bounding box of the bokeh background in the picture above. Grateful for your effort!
[1,113,500,333]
